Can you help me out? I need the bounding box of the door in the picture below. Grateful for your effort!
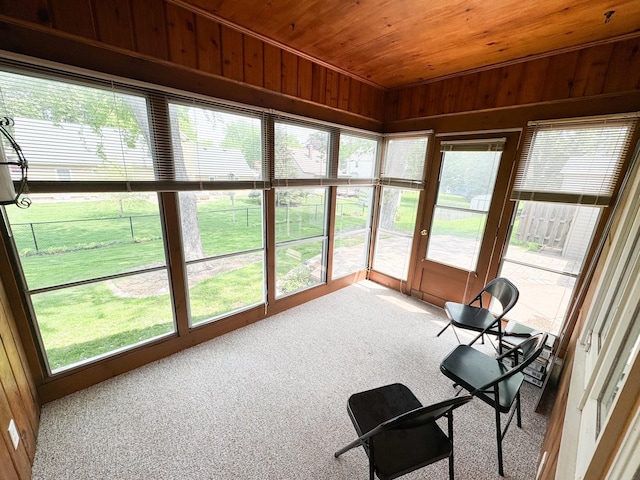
[410,132,520,306]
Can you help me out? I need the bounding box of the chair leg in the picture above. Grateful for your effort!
[369,440,375,480]
[495,406,504,477]
[448,412,455,480]
[516,392,522,428]
[437,322,451,337]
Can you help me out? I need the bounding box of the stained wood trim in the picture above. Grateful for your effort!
[91,0,135,51]
[165,2,197,69]
[383,92,640,134]
[0,18,382,130]
[195,14,222,76]
[394,30,640,91]
[49,0,96,40]
[131,0,169,60]
[164,0,384,89]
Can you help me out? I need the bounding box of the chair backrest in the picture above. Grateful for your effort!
[482,277,519,316]
[474,333,548,393]
[369,395,473,437]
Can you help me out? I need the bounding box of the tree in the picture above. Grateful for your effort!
[222,120,262,170]
[338,135,376,176]
[0,72,205,260]
[274,124,307,206]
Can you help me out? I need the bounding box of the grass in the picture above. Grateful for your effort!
[8,190,483,370]
[431,215,486,238]
[33,282,174,371]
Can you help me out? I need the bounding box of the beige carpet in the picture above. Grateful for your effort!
[32,280,548,479]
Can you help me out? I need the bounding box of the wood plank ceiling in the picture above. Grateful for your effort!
[175,0,640,89]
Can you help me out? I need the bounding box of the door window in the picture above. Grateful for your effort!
[425,140,503,271]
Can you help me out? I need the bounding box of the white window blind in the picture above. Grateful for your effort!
[512,115,639,205]
[0,70,157,183]
[0,66,270,190]
[167,100,266,185]
[380,134,430,189]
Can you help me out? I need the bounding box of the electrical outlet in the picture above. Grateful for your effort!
[8,419,19,450]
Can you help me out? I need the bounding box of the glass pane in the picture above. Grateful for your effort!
[500,261,575,334]
[500,201,601,334]
[373,187,419,280]
[598,312,640,431]
[381,137,428,181]
[276,239,326,297]
[274,122,329,179]
[425,147,502,271]
[32,271,174,372]
[437,150,500,209]
[168,103,263,181]
[426,208,487,270]
[275,188,327,242]
[333,187,373,279]
[187,252,265,326]
[179,190,263,262]
[0,71,154,182]
[505,202,599,276]
[338,134,378,178]
[7,193,165,290]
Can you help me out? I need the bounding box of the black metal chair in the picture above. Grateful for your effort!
[439,333,548,476]
[437,277,519,353]
[334,383,472,480]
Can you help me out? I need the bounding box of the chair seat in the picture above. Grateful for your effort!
[439,345,524,413]
[444,302,499,334]
[348,384,452,480]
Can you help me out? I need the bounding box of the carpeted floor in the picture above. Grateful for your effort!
[32,280,548,479]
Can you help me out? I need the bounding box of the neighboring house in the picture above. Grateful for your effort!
[180,142,258,182]
[12,117,154,181]
[12,117,257,183]
[290,146,327,178]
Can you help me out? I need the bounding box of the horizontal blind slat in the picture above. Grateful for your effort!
[512,117,638,205]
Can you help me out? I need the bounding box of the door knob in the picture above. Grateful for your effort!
[420,229,428,236]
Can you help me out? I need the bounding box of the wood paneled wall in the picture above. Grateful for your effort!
[385,37,640,123]
[0,0,384,123]
[0,258,39,479]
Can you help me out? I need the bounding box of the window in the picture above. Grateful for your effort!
[333,186,374,279]
[0,69,179,373]
[426,139,503,271]
[501,115,637,335]
[373,187,420,280]
[168,102,264,182]
[178,190,265,326]
[274,122,330,179]
[372,134,429,280]
[167,102,267,324]
[0,70,155,183]
[558,144,640,479]
[338,133,378,179]
[333,134,378,279]
[0,60,386,377]
[275,187,328,297]
[6,192,174,373]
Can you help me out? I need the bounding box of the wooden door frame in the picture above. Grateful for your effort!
[409,130,522,306]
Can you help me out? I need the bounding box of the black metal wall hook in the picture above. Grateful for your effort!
[0,116,31,208]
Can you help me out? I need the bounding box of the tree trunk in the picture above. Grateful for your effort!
[128,99,205,261]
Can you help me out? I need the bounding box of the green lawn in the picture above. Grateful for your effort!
[7,189,481,371]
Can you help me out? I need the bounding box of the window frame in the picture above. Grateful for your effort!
[557,141,640,480]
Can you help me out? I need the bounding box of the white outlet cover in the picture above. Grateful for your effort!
[8,419,19,450]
